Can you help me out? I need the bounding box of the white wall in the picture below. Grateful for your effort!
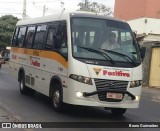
[128,17,160,35]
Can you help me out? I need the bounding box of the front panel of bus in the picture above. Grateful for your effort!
[64,14,142,108]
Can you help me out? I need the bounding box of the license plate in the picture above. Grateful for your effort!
[106,92,123,100]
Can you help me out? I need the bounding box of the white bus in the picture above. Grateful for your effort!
[10,12,145,115]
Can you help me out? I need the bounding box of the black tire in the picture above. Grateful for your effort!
[51,83,64,112]
[111,108,127,116]
[19,73,29,95]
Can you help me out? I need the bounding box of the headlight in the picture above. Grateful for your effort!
[69,74,92,85]
[135,96,140,101]
[130,80,142,88]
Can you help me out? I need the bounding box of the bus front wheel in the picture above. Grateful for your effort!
[110,108,127,116]
[51,83,64,112]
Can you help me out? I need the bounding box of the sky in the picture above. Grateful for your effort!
[0,0,115,18]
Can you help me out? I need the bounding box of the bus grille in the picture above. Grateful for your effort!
[94,79,128,102]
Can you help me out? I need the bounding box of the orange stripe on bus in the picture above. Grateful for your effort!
[11,47,68,68]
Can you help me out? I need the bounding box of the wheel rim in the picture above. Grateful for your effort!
[53,90,60,108]
[20,79,24,90]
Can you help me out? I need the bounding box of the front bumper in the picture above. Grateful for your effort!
[83,89,136,100]
[63,79,141,108]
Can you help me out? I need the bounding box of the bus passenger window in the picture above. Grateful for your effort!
[60,24,67,47]
[12,27,19,46]
[33,25,47,49]
[57,23,67,57]
[17,27,26,47]
[45,26,56,50]
[24,26,36,48]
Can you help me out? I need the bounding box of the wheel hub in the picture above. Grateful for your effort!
[20,80,24,90]
[53,90,60,107]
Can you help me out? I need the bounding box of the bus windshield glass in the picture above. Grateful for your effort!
[71,17,141,64]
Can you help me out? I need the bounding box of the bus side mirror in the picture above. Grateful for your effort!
[133,32,136,38]
[140,47,146,61]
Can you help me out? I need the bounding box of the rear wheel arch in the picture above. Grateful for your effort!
[18,67,28,95]
[18,67,25,82]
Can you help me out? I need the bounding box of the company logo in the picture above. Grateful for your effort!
[103,70,130,77]
[31,60,40,67]
[93,68,102,76]
[2,123,11,128]
[108,82,116,87]
[30,56,40,67]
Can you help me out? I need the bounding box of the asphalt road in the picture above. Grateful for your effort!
[0,64,160,131]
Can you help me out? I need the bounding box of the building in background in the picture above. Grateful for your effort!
[114,0,160,88]
[128,17,160,43]
[114,0,160,43]
[114,0,160,21]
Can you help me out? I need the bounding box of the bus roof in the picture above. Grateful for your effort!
[16,11,126,26]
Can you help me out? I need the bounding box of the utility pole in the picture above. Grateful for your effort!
[84,0,88,11]
[43,5,46,16]
[43,0,48,16]
[22,0,27,19]
[59,2,65,19]
[43,5,48,16]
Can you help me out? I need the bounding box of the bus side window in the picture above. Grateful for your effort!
[12,27,19,46]
[33,25,47,50]
[17,27,26,47]
[57,22,67,48]
[56,22,67,57]
[45,26,57,50]
[24,26,36,48]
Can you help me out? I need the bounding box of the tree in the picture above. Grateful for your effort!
[78,0,113,16]
[0,15,19,50]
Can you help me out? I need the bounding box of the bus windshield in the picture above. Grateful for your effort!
[71,17,141,64]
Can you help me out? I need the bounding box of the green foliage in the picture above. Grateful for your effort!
[78,0,113,16]
[0,15,19,49]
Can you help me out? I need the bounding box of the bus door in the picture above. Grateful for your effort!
[42,21,68,96]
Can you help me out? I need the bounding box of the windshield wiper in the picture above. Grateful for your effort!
[100,48,136,66]
[77,46,115,65]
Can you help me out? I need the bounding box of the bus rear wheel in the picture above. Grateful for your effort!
[19,74,29,95]
[111,108,127,116]
[51,84,64,112]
